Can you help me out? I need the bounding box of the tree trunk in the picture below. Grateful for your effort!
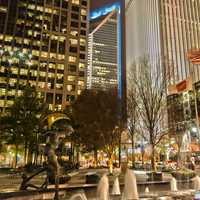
[151,147,156,172]
[94,149,98,167]
[24,140,28,165]
[118,137,121,168]
[27,144,33,165]
[177,146,182,168]
[14,144,18,168]
[76,146,80,164]
[131,134,135,168]
[108,155,113,174]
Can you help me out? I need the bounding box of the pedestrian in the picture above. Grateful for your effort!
[190,157,196,171]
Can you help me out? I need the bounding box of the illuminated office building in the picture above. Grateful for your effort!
[87,10,118,91]
[126,0,200,85]
[126,0,200,132]
[0,0,88,112]
[89,0,126,100]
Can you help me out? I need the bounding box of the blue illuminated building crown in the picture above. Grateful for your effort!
[90,2,121,20]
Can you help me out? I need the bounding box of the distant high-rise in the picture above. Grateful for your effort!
[87,10,118,91]
[0,0,88,112]
[126,0,200,85]
[88,0,126,100]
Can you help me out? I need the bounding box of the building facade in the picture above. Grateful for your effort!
[87,10,118,91]
[126,0,200,131]
[89,0,126,100]
[0,0,88,112]
[126,0,200,84]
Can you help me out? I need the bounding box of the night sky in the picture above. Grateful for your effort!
[90,0,119,10]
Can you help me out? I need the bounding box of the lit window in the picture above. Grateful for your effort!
[11,67,18,74]
[57,64,64,70]
[77,90,82,95]
[70,38,78,45]
[58,54,65,60]
[71,30,78,37]
[50,53,56,59]
[20,68,28,75]
[72,0,80,5]
[56,84,63,89]
[49,63,56,69]
[32,50,39,56]
[0,66,4,72]
[9,79,17,86]
[49,104,53,111]
[78,81,84,86]
[69,56,77,63]
[5,35,13,42]
[7,100,14,106]
[29,81,36,87]
[0,77,6,83]
[41,51,48,58]
[0,88,6,95]
[68,76,76,82]
[38,82,45,89]
[80,38,86,46]
[47,82,51,89]
[57,74,63,79]
[79,63,85,70]
[0,100,4,107]
[81,9,87,16]
[40,71,46,77]
[48,73,54,78]
[30,70,37,77]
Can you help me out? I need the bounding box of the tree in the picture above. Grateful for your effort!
[0,86,49,166]
[69,89,124,171]
[127,87,138,168]
[127,66,139,168]
[130,58,169,171]
[0,115,23,168]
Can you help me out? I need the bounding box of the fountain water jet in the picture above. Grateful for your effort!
[193,176,200,190]
[170,177,178,191]
[97,174,109,200]
[69,193,87,200]
[111,177,120,195]
[122,169,139,200]
[145,186,149,193]
[180,131,191,152]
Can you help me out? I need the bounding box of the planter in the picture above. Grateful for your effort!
[48,175,71,184]
[85,174,100,184]
[171,168,195,180]
[147,172,163,181]
[171,172,195,180]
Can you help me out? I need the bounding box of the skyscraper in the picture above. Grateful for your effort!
[0,0,88,112]
[87,10,118,91]
[89,0,126,100]
[126,0,200,132]
[126,0,200,85]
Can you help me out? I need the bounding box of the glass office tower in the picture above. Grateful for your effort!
[0,0,88,112]
[126,0,200,84]
[126,0,200,133]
